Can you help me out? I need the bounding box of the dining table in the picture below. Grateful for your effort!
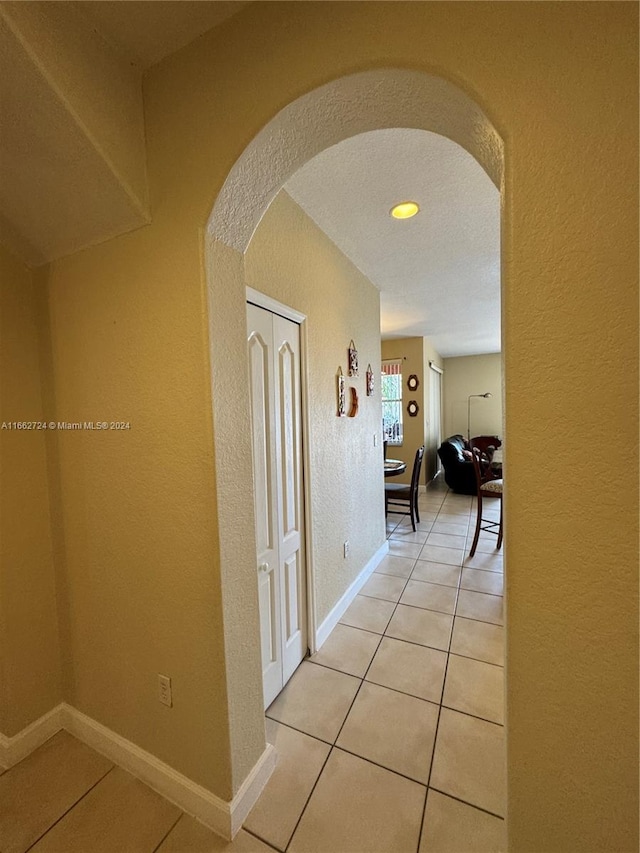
[384,458,407,478]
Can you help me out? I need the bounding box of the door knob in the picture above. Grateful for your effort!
[259,562,270,573]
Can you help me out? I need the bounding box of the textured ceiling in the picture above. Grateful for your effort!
[285,129,500,358]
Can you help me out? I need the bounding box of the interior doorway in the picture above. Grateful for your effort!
[205,67,504,789]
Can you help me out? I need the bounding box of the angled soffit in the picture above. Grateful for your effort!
[0,2,150,267]
[0,1,251,268]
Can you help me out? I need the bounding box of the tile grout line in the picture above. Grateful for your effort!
[328,743,430,788]
[428,786,506,821]
[459,584,504,597]
[439,703,505,728]
[282,558,419,852]
[347,517,445,853]
[242,824,284,852]
[23,765,116,853]
[421,486,505,842]
[281,743,343,850]
[150,812,184,853]
[318,622,502,668]
[263,715,334,748]
[382,501,460,853]
[415,490,466,853]
[332,576,406,741]
[280,602,394,852]
[358,594,458,619]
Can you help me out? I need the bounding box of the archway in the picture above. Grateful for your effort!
[204,68,504,798]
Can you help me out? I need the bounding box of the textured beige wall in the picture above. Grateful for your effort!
[150,1,640,838]
[33,2,637,842]
[0,244,61,736]
[45,226,232,794]
[246,191,385,624]
[442,353,503,440]
[381,337,425,486]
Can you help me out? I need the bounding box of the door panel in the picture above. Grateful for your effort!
[259,566,277,667]
[283,554,298,639]
[248,333,274,554]
[279,342,297,536]
[273,313,306,685]
[247,302,307,709]
[258,562,281,708]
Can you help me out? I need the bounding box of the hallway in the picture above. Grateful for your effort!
[0,482,505,853]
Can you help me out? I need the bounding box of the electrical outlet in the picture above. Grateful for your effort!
[158,674,172,707]
[343,541,350,558]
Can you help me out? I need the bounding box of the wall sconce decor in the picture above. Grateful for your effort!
[337,367,346,417]
[366,363,374,396]
[348,388,359,417]
[348,340,359,376]
[407,400,419,417]
[407,374,420,391]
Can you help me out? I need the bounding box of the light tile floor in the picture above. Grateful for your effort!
[253,482,505,853]
[0,482,505,853]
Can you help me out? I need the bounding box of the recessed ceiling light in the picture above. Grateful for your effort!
[390,201,420,220]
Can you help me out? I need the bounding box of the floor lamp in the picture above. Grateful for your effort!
[467,393,492,443]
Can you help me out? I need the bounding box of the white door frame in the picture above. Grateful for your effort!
[429,360,444,481]
[246,286,318,655]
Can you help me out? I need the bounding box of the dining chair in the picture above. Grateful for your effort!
[384,445,424,531]
[469,435,502,455]
[469,446,503,557]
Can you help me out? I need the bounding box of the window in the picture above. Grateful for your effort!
[381,359,403,445]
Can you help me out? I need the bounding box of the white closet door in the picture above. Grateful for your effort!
[247,303,282,708]
[247,302,307,709]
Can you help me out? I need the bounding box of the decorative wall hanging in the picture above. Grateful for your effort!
[348,388,359,417]
[366,364,374,396]
[407,374,420,392]
[337,367,346,417]
[407,400,420,417]
[348,340,359,377]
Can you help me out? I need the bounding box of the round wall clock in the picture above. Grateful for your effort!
[407,400,419,417]
[407,374,420,391]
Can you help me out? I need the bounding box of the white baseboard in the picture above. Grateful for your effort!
[62,704,275,839]
[0,704,65,769]
[1,703,276,840]
[228,741,277,837]
[315,540,389,649]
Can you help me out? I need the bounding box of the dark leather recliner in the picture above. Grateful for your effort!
[437,434,476,495]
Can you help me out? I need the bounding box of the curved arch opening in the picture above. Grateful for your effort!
[208,68,502,252]
[204,67,505,795]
